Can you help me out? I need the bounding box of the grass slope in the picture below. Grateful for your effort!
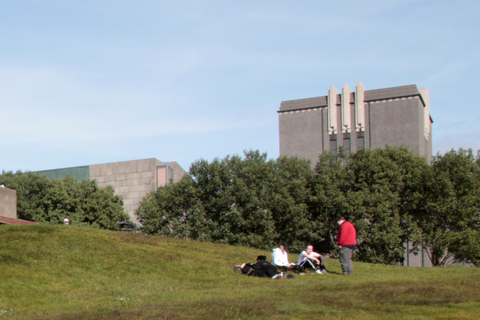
[0,225,479,319]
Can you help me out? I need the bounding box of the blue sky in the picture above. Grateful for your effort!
[1,0,479,173]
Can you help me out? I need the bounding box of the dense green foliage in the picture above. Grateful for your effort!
[137,147,480,266]
[138,151,316,251]
[0,225,479,319]
[310,147,432,264]
[418,149,480,266]
[0,171,129,229]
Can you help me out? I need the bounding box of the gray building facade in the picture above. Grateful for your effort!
[0,186,17,219]
[36,158,187,224]
[278,83,433,166]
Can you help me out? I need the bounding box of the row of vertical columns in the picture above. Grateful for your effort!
[327,82,366,136]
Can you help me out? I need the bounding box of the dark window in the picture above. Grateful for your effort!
[357,132,365,150]
[329,134,337,156]
[343,136,351,156]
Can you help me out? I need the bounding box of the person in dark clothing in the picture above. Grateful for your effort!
[233,255,293,279]
[247,255,278,277]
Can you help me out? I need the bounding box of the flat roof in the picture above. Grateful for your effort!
[279,84,422,113]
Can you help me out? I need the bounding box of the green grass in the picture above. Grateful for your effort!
[0,225,479,319]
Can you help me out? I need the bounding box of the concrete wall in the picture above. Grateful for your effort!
[369,96,432,163]
[369,98,421,150]
[89,158,186,223]
[0,187,17,218]
[401,240,433,267]
[279,107,324,167]
[401,241,473,268]
[167,161,189,182]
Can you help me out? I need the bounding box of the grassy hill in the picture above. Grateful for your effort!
[0,225,479,319]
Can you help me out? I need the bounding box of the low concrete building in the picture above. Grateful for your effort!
[0,186,17,219]
[35,158,187,223]
[0,186,39,225]
[401,241,473,268]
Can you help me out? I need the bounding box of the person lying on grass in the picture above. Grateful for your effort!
[233,255,294,279]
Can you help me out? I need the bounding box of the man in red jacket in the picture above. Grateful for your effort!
[337,216,357,275]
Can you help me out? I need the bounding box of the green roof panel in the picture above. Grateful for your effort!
[35,166,90,181]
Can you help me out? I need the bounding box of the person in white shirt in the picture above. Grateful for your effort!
[297,244,328,274]
[271,241,305,274]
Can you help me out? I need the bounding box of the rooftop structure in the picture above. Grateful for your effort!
[278,83,433,166]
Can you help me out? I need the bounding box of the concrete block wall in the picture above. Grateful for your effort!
[90,158,157,223]
[89,158,186,224]
[0,187,17,219]
[167,161,189,182]
[369,96,432,163]
[402,240,433,267]
[279,107,324,167]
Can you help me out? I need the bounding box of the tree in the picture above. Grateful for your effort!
[137,150,314,251]
[346,147,430,264]
[0,171,55,221]
[308,150,350,254]
[170,151,281,249]
[416,149,480,266]
[0,171,129,229]
[137,146,480,266]
[268,155,318,251]
[136,176,210,240]
[309,146,431,264]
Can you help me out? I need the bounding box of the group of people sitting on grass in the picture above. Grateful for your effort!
[233,242,328,279]
[234,216,358,278]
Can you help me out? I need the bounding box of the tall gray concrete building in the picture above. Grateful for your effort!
[278,83,433,166]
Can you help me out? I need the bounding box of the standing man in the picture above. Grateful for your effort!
[337,216,357,275]
[271,241,305,274]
